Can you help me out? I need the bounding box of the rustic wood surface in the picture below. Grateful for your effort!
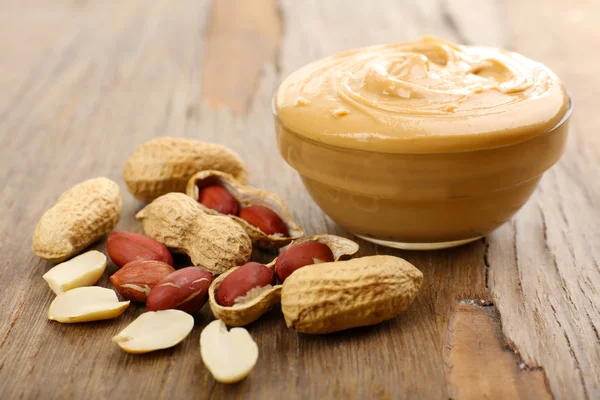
[1,0,598,399]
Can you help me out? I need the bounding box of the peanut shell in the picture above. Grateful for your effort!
[124,137,249,203]
[210,269,280,327]
[136,193,251,274]
[187,170,303,249]
[208,234,359,326]
[281,255,423,334]
[32,177,122,263]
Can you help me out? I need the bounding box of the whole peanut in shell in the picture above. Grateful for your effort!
[146,267,213,314]
[136,193,252,274]
[123,137,249,202]
[216,262,275,307]
[275,241,334,282]
[281,255,423,334]
[32,177,122,263]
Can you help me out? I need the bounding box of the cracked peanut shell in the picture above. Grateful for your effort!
[136,193,251,274]
[124,137,249,203]
[187,170,303,249]
[281,255,423,334]
[208,234,359,326]
[32,177,122,263]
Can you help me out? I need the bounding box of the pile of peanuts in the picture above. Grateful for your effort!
[32,137,423,383]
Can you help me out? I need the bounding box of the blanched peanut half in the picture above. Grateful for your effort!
[112,310,194,354]
[48,287,130,323]
[200,320,259,383]
[43,250,107,294]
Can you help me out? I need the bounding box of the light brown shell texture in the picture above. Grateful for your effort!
[186,170,303,249]
[208,234,359,327]
[123,137,249,203]
[32,177,122,263]
[281,255,423,334]
[135,192,252,274]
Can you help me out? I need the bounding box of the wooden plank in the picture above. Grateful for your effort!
[0,0,597,399]
[444,304,552,399]
[485,0,600,398]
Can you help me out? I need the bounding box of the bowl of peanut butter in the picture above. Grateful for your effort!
[274,36,571,250]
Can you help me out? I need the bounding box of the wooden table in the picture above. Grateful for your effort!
[1,1,598,398]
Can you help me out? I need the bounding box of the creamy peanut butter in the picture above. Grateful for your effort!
[274,37,571,248]
[275,36,568,153]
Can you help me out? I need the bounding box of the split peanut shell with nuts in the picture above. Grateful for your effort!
[215,262,275,307]
[209,264,279,327]
[32,177,122,263]
[123,137,249,203]
[136,193,252,274]
[281,255,423,334]
[208,234,359,327]
[186,170,303,249]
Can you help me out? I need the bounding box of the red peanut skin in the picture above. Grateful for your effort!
[110,260,175,303]
[275,241,335,282]
[146,267,213,314]
[198,185,239,215]
[238,205,290,236]
[107,231,174,268]
[216,262,275,307]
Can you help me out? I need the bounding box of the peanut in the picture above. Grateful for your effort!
[107,231,173,268]
[43,250,107,294]
[48,287,130,323]
[113,310,194,354]
[146,267,213,314]
[32,177,121,263]
[187,170,303,249]
[275,241,334,282]
[216,262,274,307]
[110,260,175,303]
[281,255,423,334]
[200,320,259,384]
[136,193,252,274]
[198,185,239,215]
[123,137,249,202]
[239,205,289,237]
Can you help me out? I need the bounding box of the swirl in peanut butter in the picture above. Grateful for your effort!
[275,37,569,153]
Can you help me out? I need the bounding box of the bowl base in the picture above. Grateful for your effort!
[354,234,483,250]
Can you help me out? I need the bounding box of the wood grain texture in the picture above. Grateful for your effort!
[0,0,598,399]
[202,0,282,114]
[486,0,600,397]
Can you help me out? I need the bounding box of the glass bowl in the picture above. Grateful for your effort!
[274,100,572,250]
